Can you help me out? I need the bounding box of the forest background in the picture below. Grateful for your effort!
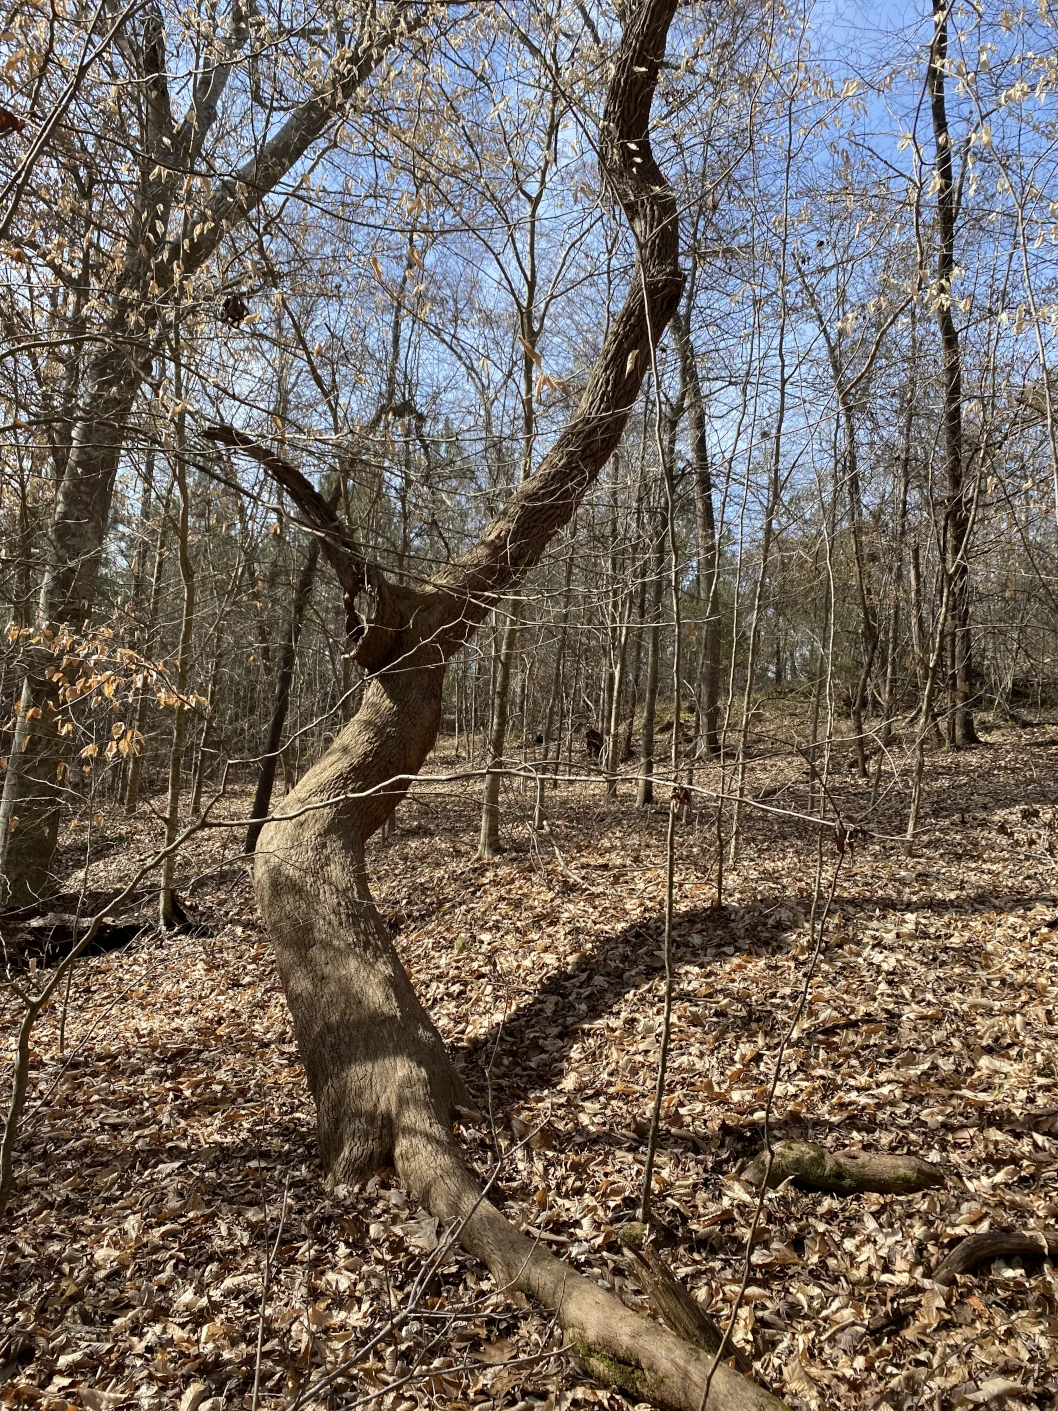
[1,1,1057,1409]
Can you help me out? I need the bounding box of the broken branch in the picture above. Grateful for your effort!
[618,1222,754,1376]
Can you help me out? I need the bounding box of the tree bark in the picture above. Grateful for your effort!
[796,274,879,777]
[159,400,195,928]
[124,474,175,815]
[932,1231,1058,1287]
[605,591,632,798]
[618,1223,753,1376]
[638,517,665,807]
[671,309,721,756]
[929,0,978,747]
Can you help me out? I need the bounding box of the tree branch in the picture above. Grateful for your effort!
[427,0,684,640]
[201,424,403,671]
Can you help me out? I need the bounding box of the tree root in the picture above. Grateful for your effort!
[399,1125,790,1411]
[618,1222,754,1376]
[932,1230,1058,1286]
[743,1140,944,1195]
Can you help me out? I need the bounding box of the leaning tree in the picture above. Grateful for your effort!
[208,4,787,1408]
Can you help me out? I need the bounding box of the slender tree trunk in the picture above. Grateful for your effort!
[871,348,917,805]
[540,545,575,765]
[929,0,978,747]
[671,308,721,756]
[159,406,195,928]
[189,649,219,819]
[796,260,880,776]
[605,595,632,798]
[638,519,665,808]
[622,564,648,763]
[124,481,175,815]
[477,612,518,859]
[729,424,781,859]
[843,403,877,776]
[246,493,337,854]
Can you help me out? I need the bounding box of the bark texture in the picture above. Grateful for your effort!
[671,309,721,756]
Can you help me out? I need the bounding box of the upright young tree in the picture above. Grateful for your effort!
[928,0,979,747]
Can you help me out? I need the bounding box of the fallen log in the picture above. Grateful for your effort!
[618,1222,754,1376]
[744,1141,944,1196]
[932,1230,1058,1286]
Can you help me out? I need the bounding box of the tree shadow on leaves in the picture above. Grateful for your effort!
[457,900,798,1118]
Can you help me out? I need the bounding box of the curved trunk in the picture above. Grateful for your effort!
[248,8,783,1406]
[256,633,784,1411]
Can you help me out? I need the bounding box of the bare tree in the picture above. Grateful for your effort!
[209,8,779,1405]
[0,0,450,905]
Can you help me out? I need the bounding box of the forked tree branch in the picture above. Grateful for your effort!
[201,423,403,671]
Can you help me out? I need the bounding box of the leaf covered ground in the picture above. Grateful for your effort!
[1,723,1057,1411]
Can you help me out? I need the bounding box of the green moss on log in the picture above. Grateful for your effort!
[744,1140,944,1195]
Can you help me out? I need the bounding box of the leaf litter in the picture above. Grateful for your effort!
[1,726,1056,1411]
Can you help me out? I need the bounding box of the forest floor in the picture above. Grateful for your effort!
[1,719,1057,1411]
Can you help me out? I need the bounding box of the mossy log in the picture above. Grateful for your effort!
[932,1230,1058,1286]
[743,1141,944,1195]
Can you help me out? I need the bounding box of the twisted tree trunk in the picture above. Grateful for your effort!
[239,7,784,1405]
